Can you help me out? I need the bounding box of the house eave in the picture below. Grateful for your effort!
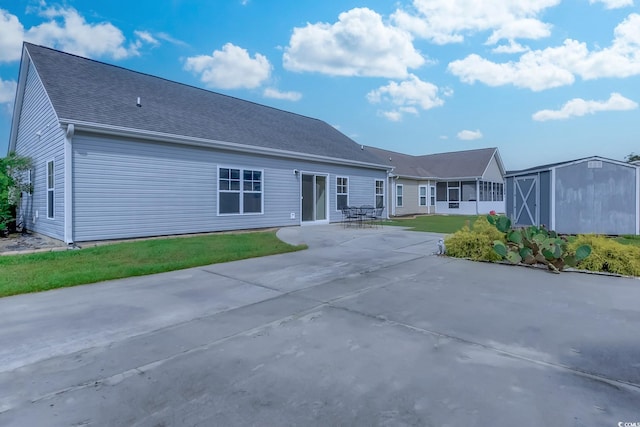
[59,119,392,171]
[394,174,485,181]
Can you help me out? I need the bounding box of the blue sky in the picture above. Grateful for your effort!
[0,0,639,170]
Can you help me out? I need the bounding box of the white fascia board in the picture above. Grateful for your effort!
[60,119,392,172]
[9,46,63,154]
[8,46,31,153]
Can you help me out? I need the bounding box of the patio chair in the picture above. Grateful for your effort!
[364,206,384,228]
[359,205,375,228]
[341,207,358,228]
[372,207,384,228]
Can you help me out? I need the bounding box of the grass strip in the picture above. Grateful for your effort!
[0,231,306,298]
[383,215,478,233]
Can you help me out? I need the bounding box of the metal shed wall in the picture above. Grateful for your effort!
[555,160,637,235]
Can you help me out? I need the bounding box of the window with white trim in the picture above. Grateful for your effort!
[336,177,348,210]
[219,167,262,214]
[47,160,54,219]
[396,184,403,207]
[375,180,384,209]
[429,186,435,206]
[419,185,427,206]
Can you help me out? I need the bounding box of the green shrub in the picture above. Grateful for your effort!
[569,235,640,276]
[445,216,504,261]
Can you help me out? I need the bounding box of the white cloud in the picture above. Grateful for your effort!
[532,92,638,121]
[392,0,559,45]
[185,43,271,89]
[589,0,634,9]
[0,9,25,62]
[26,7,144,59]
[457,129,483,140]
[0,78,17,104]
[263,87,302,101]
[155,32,189,47]
[492,40,529,54]
[0,7,156,62]
[382,111,403,122]
[283,8,424,78]
[367,74,445,121]
[448,49,576,91]
[449,13,640,90]
[134,31,159,46]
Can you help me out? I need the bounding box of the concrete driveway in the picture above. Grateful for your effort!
[0,224,639,426]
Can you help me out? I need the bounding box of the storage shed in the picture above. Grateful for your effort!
[505,157,640,235]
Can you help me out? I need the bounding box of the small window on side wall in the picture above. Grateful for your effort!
[375,180,384,209]
[337,177,348,210]
[419,185,427,206]
[47,160,54,219]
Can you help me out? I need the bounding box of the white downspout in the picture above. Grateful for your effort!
[64,124,74,244]
[636,166,639,235]
[475,177,480,214]
[550,168,556,231]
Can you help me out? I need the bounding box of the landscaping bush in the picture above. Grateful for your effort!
[445,216,504,261]
[569,235,640,276]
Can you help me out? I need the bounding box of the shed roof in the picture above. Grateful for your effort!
[505,155,635,176]
[365,146,501,179]
[18,43,385,167]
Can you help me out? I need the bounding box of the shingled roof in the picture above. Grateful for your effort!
[19,43,385,166]
[365,146,501,179]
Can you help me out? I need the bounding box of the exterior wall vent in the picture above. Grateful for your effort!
[587,160,603,169]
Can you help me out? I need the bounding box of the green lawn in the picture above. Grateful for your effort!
[383,215,478,233]
[0,231,306,298]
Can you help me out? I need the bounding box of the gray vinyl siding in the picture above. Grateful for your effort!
[539,171,551,228]
[390,179,432,216]
[555,161,636,235]
[72,134,386,241]
[482,155,504,182]
[13,61,65,240]
[330,173,385,214]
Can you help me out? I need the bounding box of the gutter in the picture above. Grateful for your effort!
[59,119,393,172]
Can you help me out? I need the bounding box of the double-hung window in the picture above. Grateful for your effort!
[375,179,384,208]
[418,185,427,206]
[336,177,348,210]
[396,184,403,207]
[47,160,54,219]
[219,167,262,215]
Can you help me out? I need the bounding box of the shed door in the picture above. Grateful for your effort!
[514,175,538,226]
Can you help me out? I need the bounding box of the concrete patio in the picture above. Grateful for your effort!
[0,224,638,426]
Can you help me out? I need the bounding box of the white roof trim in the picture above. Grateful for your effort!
[60,119,392,171]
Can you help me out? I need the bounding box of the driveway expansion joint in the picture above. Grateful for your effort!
[328,304,640,394]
